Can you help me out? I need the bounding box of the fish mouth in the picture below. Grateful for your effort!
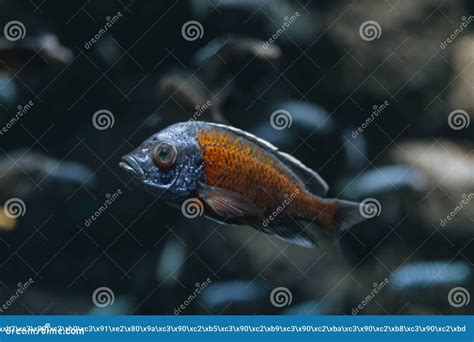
[119,155,145,177]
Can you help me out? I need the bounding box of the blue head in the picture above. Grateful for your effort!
[119,123,204,200]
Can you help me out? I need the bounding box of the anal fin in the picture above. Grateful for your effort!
[260,223,319,248]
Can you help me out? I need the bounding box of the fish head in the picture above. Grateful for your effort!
[119,123,204,200]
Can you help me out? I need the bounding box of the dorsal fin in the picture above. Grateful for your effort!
[202,122,329,196]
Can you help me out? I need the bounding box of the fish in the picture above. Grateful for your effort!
[119,121,368,248]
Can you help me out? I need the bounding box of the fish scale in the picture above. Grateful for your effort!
[198,129,314,217]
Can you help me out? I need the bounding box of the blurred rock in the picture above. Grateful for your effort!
[341,128,368,172]
[250,100,335,150]
[200,279,266,309]
[337,164,427,239]
[390,260,471,291]
[89,296,135,315]
[448,35,474,118]
[191,0,323,45]
[156,236,187,286]
[0,33,72,72]
[327,0,464,128]
[0,74,16,107]
[155,36,281,126]
[190,0,270,18]
[0,149,96,202]
[192,36,281,67]
[95,36,122,65]
[388,140,474,236]
[248,100,347,184]
[340,165,427,199]
[282,299,325,315]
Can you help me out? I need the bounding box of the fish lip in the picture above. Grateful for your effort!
[119,155,145,177]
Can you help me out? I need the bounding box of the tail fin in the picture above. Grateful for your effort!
[333,199,368,233]
[328,199,368,256]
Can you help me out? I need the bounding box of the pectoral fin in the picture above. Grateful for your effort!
[198,183,263,219]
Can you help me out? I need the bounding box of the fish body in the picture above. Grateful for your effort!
[120,121,366,247]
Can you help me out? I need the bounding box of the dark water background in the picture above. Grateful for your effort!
[0,0,472,315]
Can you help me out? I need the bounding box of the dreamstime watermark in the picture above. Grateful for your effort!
[84,189,123,227]
[181,20,204,41]
[92,109,115,130]
[0,100,34,136]
[270,287,292,308]
[188,100,212,122]
[270,109,292,130]
[181,198,204,219]
[352,100,389,138]
[440,16,474,50]
[0,278,34,313]
[84,11,123,50]
[439,193,474,227]
[352,278,389,315]
[173,278,212,315]
[3,198,26,219]
[92,287,115,307]
[359,198,382,219]
[359,21,381,41]
[3,20,26,41]
[262,12,300,49]
[448,287,470,308]
[448,109,470,130]
[262,190,300,227]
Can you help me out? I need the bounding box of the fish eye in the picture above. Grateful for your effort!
[152,142,177,170]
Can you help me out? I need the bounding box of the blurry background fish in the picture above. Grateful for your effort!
[0,0,472,315]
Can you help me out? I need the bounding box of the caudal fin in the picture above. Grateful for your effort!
[332,199,368,233]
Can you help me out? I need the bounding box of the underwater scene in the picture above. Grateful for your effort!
[0,0,472,316]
